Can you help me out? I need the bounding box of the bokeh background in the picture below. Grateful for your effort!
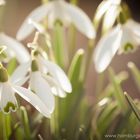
[1,0,140,102]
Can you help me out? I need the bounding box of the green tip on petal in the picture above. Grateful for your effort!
[0,67,8,82]
[31,59,39,72]
[4,102,17,113]
[54,19,63,26]
[123,43,134,53]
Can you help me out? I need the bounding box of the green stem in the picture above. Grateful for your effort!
[20,106,31,140]
[53,21,65,68]
[68,25,77,61]
[82,39,95,82]
[50,97,59,139]
[3,114,11,140]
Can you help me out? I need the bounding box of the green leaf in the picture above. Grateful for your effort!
[20,106,31,140]
[109,68,127,112]
[68,48,85,89]
[128,62,140,91]
[53,21,65,68]
[124,92,140,121]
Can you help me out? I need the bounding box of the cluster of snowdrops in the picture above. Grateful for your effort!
[0,0,140,120]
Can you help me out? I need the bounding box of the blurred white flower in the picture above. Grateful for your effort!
[94,19,140,73]
[94,0,121,32]
[0,0,5,5]
[0,33,30,63]
[0,65,51,118]
[16,0,95,40]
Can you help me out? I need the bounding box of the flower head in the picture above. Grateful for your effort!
[0,33,30,63]
[0,64,51,118]
[94,19,140,73]
[94,0,121,32]
[16,0,95,40]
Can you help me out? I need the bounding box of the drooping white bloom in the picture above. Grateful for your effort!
[94,0,121,32]
[16,0,95,40]
[0,65,52,118]
[0,33,30,63]
[94,19,140,73]
[12,54,72,98]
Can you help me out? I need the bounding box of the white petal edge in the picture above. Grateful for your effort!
[43,74,67,98]
[11,61,31,84]
[13,85,51,118]
[94,0,111,25]
[102,5,120,33]
[29,71,55,113]
[0,82,17,113]
[40,57,72,93]
[16,3,52,40]
[125,19,140,37]
[94,25,122,73]
[64,1,96,39]
[0,33,30,63]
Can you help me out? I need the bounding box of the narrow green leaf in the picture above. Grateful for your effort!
[124,92,140,121]
[20,106,32,140]
[128,62,140,91]
[109,68,127,112]
[53,21,65,68]
[3,114,11,140]
[68,48,85,89]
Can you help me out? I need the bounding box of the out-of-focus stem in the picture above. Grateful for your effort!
[68,25,77,62]
[53,21,65,68]
[20,106,31,140]
[50,97,59,139]
[3,114,11,140]
[81,39,95,82]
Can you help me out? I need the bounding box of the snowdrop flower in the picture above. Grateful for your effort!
[16,0,95,40]
[0,64,52,118]
[94,0,121,32]
[13,52,72,96]
[94,19,140,73]
[0,33,30,63]
[11,52,72,114]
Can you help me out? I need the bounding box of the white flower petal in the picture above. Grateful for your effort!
[16,3,52,40]
[40,57,72,93]
[64,1,96,39]
[29,19,46,33]
[13,85,51,118]
[0,82,17,113]
[0,33,30,63]
[118,25,140,54]
[102,5,120,33]
[30,71,55,113]
[94,0,111,25]
[125,19,140,37]
[94,25,122,73]
[0,0,5,5]
[108,0,121,5]
[43,74,66,98]
[11,62,31,84]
